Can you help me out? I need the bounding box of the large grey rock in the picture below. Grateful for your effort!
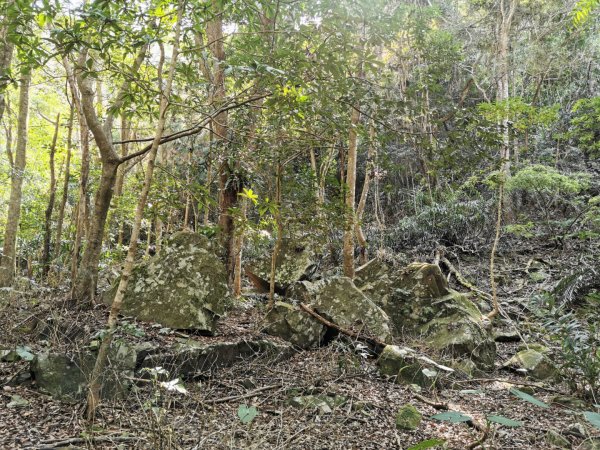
[262,301,326,349]
[249,238,314,285]
[356,262,495,370]
[311,277,392,344]
[31,344,137,401]
[103,232,231,333]
[269,277,392,347]
[377,345,454,388]
[140,338,294,378]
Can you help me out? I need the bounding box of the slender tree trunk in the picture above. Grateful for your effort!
[0,70,31,286]
[41,114,61,278]
[496,0,516,220]
[0,2,15,123]
[207,0,238,285]
[85,7,181,419]
[342,105,361,278]
[71,45,148,304]
[268,163,283,308]
[354,122,376,265]
[64,59,91,283]
[53,104,74,281]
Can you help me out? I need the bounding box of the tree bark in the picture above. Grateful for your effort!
[41,113,61,278]
[342,105,361,278]
[70,45,148,304]
[206,0,238,286]
[354,122,376,265]
[85,6,181,419]
[0,70,31,286]
[0,1,15,123]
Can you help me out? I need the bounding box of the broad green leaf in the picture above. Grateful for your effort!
[237,404,258,424]
[487,415,523,427]
[583,411,600,430]
[407,438,446,450]
[16,346,35,361]
[510,388,549,408]
[431,411,472,423]
[459,389,484,395]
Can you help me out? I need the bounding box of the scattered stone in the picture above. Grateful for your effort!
[377,345,454,388]
[102,232,231,333]
[494,328,521,342]
[545,430,570,448]
[517,343,550,354]
[395,404,422,430]
[503,349,557,380]
[551,395,587,410]
[7,394,29,408]
[288,394,347,414]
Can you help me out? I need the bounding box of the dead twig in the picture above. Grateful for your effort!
[205,384,282,404]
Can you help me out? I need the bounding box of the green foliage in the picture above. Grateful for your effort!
[406,439,446,450]
[509,388,549,408]
[543,311,600,399]
[584,411,600,430]
[486,415,522,427]
[237,404,258,424]
[431,411,471,423]
[506,165,587,196]
[572,0,600,25]
[569,97,600,157]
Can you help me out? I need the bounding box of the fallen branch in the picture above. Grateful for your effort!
[452,377,563,393]
[466,422,491,449]
[37,435,138,449]
[299,303,387,352]
[205,384,282,404]
[441,256,491,302]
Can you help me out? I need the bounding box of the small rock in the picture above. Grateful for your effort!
[551,395,587,410]
[494,329,521,342]
[545,429,570,448]
[579,438,600,450]
[503,349,557,380]
[395,404,422,430]
[378,345,453,388]
[7,394,29,408]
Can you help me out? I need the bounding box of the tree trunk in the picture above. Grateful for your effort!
[496,0,516,220]
[0,2,15,123]
[0,70,31,286]
[85,7,181,419]
[206,0,238,285]
[354,122,376,265]
[342,105,361,278]
[71,45,148,304]
[53,104,74,281]
[41,113,61,278]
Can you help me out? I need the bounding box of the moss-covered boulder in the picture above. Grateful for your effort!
[312,277,392,343]
[31,344,137,401]
[395,404,422,430]
[140,338,294,377]
[249,238,315,285]
[356,262,495,370]
[377,345,454,388]
[262,301,326,348]
[503,349,557,380]
[102,232,231,333]
[420,293,496,370]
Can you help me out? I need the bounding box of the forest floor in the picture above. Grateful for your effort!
[1,238,600,449]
